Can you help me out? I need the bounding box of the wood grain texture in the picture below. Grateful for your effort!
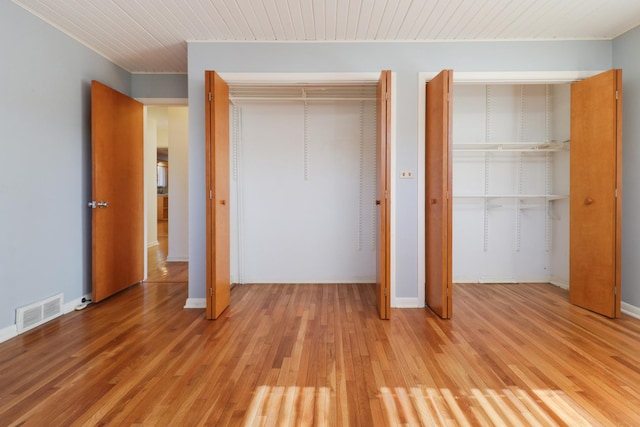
[425,70,453,319]
[205,71,231,320]
[2,281,640,425]
[376,70,391,320]
[570,69,622,318]
[91,81,144,303]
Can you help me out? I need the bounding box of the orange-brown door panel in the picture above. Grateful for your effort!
[91,81,144,303]
[425,70,453,319]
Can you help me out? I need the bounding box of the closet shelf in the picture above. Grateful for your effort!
[452,141,569,152]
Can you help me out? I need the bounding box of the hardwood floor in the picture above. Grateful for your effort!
[147,220,188,283]
[2,279,640,425]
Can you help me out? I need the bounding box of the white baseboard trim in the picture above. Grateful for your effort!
[0,324,18,344]
[166,256,189,262]
[549,278,569,290]
[393,297,422,308]
[622,302,640,320]
[147,241,159,248]
[63,293,92,314]
[184,298,206,309]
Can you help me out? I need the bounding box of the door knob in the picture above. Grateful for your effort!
[431,198,438,204]
[220,200,227,206]
[375,200,381,205]
[88,200,109,208]
[584,197,594,205]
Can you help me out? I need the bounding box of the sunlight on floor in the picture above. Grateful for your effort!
[243,385,593,426]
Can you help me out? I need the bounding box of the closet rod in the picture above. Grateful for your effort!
[229,97,376,102]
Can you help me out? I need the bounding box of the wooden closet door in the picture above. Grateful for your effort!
[205,71,231,320]
[425,70,453,319]
[570,69,622,318]
[376,70,392,320]
[91,81,144,303]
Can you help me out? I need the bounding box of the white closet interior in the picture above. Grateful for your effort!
[228,83,378,284]
[452,83,571,286]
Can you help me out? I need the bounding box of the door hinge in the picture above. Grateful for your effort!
[210,287,213,296]
[385,91,389,101]
[208,92,212,102]
[385,190,388,199]
[384,288,388,297]
[615,90,619,100]
[615,188,618,198]
[209,190,213,200]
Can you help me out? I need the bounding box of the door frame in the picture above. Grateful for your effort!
[218,71,396,306]
[138,99,188,279]
[416,70,603,306]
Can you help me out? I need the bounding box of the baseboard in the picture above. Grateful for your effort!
[549,278,569,290]
[621,302,640,320]
[393,297,422,308]
[454,276,557,284]
[147,241,159,248]
[63,293,92,314]
[166,256,188,262]
[184,298,206,309]
[0,324,18,344]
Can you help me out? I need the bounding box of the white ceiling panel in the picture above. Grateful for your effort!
[11,0,640,73]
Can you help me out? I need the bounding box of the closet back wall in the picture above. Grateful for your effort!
[230,101,377,284]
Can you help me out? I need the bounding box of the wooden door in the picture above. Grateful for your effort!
[205,71,231,319]
[425,70,453,319]
[376,70,392,320]
[570,69,622,318]
[91,81,144,302]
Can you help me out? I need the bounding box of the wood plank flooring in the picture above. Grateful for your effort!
[2,274,640,424]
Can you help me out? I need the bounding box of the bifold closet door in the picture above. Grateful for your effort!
[425,70,453,319]
[91,81,144,303]
[376,70,392,320]
[570,69,622,318]
[205,71,231,320]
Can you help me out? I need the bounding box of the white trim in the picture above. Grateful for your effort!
[136,98,188,106]
[622,302,640,320]
[166,256,189,262]
[63,294,92,314]
[132,71,188,75]
[218,72,380,85]
[187,38,615,44]
[184,298,206,309]
[389,72,397,310]
[393,297,422,308]
[417,70,603,307]
[0,324,18,344]
[549,277,570,290]
[217,71,396,305]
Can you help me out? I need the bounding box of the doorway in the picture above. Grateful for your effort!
[144,106,189,281]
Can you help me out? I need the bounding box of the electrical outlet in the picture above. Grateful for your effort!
[400,170,414,179]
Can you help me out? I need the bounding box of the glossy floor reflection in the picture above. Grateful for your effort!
[146,220,188,283]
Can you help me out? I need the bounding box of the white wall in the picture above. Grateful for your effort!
[451,83,570,284]
[230,101,377,283]
[145,115,159,248]
[167,107,189,261]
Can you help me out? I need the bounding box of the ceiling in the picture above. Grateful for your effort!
[12,0,640,73]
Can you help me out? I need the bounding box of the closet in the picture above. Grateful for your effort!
[205,71,393,320]
[227,84,378,285]
[425,69,622,319]
[451,82,570,286]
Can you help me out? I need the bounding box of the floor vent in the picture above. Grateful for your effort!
[16,294,63,334]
